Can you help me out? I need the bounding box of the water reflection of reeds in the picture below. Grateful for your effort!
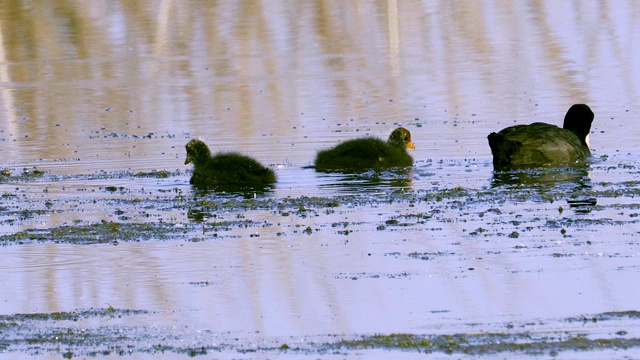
[1,1,638,170]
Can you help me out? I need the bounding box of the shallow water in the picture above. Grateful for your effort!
[1,1,640,358]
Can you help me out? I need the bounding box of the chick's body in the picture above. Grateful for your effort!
[185,139,275,188]
[314,128,415,172]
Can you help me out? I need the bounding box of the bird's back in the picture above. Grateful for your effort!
[315,137,411,171]
[193,152,275,186]
[488,122,590,169]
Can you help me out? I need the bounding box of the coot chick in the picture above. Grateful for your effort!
[314,127,415,172]
[185,139,276,188]
[487,104,594,170]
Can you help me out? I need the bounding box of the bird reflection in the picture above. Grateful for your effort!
[192,185,274,199]
[317,168,413,193]
[491,164,596,214]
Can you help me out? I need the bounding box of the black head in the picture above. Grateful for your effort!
[185,139,212,166]
[388,127,416,150]
[563,104,594,146]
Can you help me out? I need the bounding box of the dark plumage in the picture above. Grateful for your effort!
[184,139,276,188]
[488,104,594,170]
[314,127,415,172]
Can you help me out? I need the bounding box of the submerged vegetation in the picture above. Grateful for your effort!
[0,308,639,357]
[0,161,623,247]
[0,161,639,357]
[0,176,607,246]
[330,331,640,356]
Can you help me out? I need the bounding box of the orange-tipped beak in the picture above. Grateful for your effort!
[407,141,416,150]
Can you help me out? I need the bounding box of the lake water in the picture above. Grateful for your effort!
[1,1,640,358]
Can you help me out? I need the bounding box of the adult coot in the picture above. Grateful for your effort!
[487,104,594,169]
[314,127,415,172]
[184,139,276,188]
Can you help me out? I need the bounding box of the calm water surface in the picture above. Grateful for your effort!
[1,1,640,358]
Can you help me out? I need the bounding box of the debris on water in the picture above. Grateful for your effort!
[135,170,171,178]
[567,198,597,207]
[567,198,597,214]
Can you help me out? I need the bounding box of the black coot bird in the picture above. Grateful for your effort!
[184,139,276,188]
[314,127,415,172]
[487,104,594,170]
